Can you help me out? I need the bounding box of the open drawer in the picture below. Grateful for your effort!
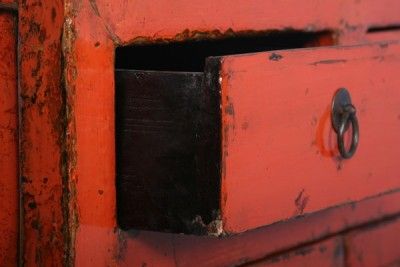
[116,41,400,235]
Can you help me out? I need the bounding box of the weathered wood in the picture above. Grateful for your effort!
[114,32,333,234]
[116,41,400,236]
[19,0,66,266]
[19,0,400,265]
[116,70,220,233]
[89,0,400,45]
[0,12,17,266]
[0,2,18,12]
[218,40,400,233]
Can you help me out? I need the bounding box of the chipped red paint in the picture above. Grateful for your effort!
[17,0,400,266]
[0,11,18,266]
[218,41,400,233]
[90,0,400,45]
[19,0,66,266]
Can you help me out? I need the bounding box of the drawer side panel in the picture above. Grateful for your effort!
[0,13,18,266]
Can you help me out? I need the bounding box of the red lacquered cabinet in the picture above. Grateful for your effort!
[1,0,400,266]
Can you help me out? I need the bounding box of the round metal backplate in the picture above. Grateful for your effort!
[331,88,352,133]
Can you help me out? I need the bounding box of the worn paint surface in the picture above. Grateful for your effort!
[68,0,400,265]
[19,0,66,266]
[345,217,400,267]
[0,11,18,267]
[250,238,345,267]
[219,41,400,233]
[19,0,400,265]
[117,190,400,266]
[90,0,400,45]
[67,1,119,266]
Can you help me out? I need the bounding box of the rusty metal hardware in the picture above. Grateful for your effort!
[331,88,359,159]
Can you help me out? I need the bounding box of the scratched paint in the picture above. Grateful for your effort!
[89,0,400,45]
[219,42,400,233]
[19,0,66,266]
[0,12,18,266]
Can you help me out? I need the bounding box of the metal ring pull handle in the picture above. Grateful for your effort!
[331,88,360,159]
[337,104,359,159]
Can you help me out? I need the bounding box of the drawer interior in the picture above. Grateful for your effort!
[115,30,336,234]
[116,30,334,72]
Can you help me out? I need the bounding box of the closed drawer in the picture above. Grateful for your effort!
[116,41,400,235]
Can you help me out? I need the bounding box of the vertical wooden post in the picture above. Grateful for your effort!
[0,5,18,265]
[19,0,67,265]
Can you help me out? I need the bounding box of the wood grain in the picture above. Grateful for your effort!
[116,70,220,234]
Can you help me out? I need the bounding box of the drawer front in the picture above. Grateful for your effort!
[215,41,400,233]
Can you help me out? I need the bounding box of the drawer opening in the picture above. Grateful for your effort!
[115,30,334,72]
[115,30,335,235]
[115,70,220,234]
[367,25,400,33]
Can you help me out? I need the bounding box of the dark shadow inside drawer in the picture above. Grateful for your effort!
[115,30,336,235]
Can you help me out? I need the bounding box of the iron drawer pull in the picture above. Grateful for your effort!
[331,88,359,159]
[337,104,359,158]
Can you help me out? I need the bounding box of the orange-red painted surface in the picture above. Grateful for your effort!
[117,190,400,267]
[364,31,400,43]
[219,41,400,233]
[0,10,18,266]
[91,0,400,45]
[16,0,400,266]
